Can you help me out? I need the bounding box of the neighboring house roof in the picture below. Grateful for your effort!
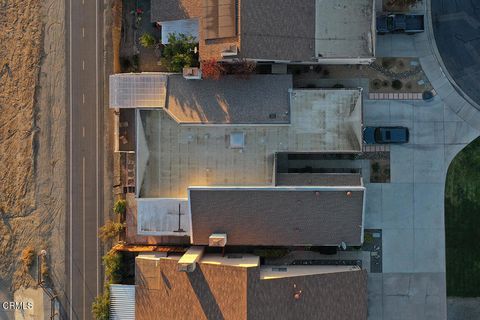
[239,0,316,61]
[166,74,291,123]
[135,255,368,320]
[189,187,365,246]
[151,0,202,22]
[151,0,374,62]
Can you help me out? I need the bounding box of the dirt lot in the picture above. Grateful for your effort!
[0,0,66,312]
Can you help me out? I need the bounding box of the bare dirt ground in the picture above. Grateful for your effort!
[0,0,66,315]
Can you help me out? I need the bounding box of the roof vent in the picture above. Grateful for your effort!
[229,132,245,149]
[183,67,202,80]
[209,233,227,247]
[221,45,238,57]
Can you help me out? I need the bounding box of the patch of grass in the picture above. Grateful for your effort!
[445,137,480,296]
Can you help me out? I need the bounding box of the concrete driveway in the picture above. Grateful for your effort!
[367,2,480,318]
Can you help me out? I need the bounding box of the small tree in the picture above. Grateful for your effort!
[113,199,126,215]
[201,59,225,80]
[21,246,35,270]
[103,250,122,284]
[92,286,110,320]
[99,220,125,242]
[139,32,156,48]
[160,33,198,72]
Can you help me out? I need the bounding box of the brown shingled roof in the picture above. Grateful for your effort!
[136,257,368,320]
[189,188,365,246]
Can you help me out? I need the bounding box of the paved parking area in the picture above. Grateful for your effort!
[366,10,480,316]
[363,96,480,319]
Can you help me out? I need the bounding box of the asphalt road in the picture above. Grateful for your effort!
[431,0,480,107]
[65,0,105,318]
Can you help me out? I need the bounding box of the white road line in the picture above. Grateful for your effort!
[82,27,85,38]
[82,156,86,320]
[82,126,85,137]
[82,60,85,70]
[68,0,73,317]
[82,93,85,104]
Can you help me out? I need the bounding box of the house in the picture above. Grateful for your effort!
[109,71,369,319]
[151,0,376,64]
[135,253,368,320]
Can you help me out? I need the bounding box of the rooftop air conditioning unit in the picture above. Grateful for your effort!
[183,67,202,80]
[209,233,227,247]
[221,45,238,57]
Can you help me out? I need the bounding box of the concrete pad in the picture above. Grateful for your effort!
[382,183,414,229]
[390,34,418,57]
[390,145,414,183]
[365,183,382,228]
[444,103,465,122]
[413,99,445,122]
[435,80,456,99]
[442,93,468,113]
[414,183,445,228]
[383,228,414,272]
[389,100,414,124]
[413,122,444,145]
[368,274,384,320]
[413,145,445,183]
[383,273,412,296]
[420,55,445,82]
[414,228,445,272]
[376,36,393,57]
[444,121,479,144]
[382,273,446,320]
[383,295,418,320]
[364,100,390,123]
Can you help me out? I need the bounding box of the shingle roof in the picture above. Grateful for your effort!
[239,0,316,61]
[166,74,292,124]
[151,0,201,22]
[135,256,368,320]
[189,187,365,246]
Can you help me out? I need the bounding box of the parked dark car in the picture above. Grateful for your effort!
[376,14,425,34]
[363,126,409,144]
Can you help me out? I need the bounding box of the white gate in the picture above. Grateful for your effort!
[110,284,135,320]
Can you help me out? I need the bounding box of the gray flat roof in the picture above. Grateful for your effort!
[136,89,362,198]
[166,74,291,124]
[189,187,365,246]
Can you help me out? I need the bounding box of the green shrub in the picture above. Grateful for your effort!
[139,33,156,48]
[99,220,125,242]
[160,33,198,72]
[92,287,110,320]
[391,79,403,90]
[113,199,126,215]
[103,250,122,284]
